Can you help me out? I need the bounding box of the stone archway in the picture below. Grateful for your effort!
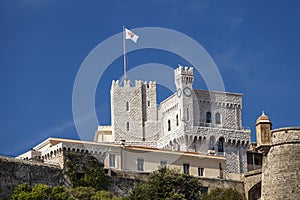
[243,169,262,200]
[248,181,261,200]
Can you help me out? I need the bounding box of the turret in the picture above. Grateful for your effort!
[174,65,194,90]
[255,111,272,154]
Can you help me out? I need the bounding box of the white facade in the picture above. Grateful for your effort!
[105,65,251,173]
[17,138,232,180]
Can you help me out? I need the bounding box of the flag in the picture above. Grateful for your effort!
[125,28,139,43]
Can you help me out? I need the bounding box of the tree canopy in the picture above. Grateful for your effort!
[129,167,205,200]
[11,184,120,200]
[201,187,244,200]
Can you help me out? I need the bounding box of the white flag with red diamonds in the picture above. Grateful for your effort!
[125,28,139,43]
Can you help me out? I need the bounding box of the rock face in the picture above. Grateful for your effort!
[0,156,64,199]
[261,127,300,200]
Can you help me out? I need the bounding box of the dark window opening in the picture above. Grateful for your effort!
[109,154,116,167]
[206,112,211,123]
[218,137,224,152]
[198,167,204,177]
[215,112,221,124]
[183,163,190,174]
[137,159,144,171]
[126,101,129,111]
[168,120,171,131]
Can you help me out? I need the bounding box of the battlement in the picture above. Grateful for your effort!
[271,127,300,146]
[111,80,156,89]
[174,65,194,77]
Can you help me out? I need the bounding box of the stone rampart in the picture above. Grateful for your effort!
[261,127,300,200]
[0,156,64,199]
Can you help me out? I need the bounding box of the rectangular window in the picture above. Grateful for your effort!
[109,154,116,168]
[127,122,129,131]
[160,160,167,167]
[187,108,189,121]
[137,159,144,171]
[198,167,204,177]
[148,101,151,106]
[183,163,190,174]
[126,102,129,111]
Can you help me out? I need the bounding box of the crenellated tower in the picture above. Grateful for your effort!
[174,66,194,136]
[111,79,160,145]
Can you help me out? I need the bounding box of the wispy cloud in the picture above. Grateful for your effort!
[226,17,243,31]
[39,120,75,137]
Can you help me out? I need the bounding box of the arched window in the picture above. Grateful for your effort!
[126,101,129,111]
[176,114,179,126]
[215,112,221,124]
[206,112,211,123]
[168,120,171,131]
[218,137,224,152]
[126,122,129,131]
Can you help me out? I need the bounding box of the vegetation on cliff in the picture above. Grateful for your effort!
[128,167,244,200]
[11,155,243,200]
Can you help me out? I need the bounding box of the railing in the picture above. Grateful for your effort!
[193,123,251,132]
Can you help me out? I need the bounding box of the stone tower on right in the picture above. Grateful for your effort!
[255,113,300,200]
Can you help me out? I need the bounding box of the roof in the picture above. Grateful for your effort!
[256,111,271,124]
[31,137,226,160]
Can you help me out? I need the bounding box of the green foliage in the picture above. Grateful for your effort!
[91,190,120,200]
[64,152,110,190]
[51,186,71,200]
[201,187,244,200]
[11,184,121,200]
[30,184,52,199]
[129,167,204,200]
[11,183,72,200]
[70,186,96,200]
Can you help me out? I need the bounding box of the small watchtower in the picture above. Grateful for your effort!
[255,112,272,154]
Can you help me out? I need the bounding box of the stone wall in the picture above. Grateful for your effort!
[0,156,64,199]
[243,169,262,200]
[109,169,245,197]
[261,127,300,200]
[0,154,247,199]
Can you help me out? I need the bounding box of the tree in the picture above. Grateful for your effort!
[64,152,110,190]
[70,186,96,200]
[129,167,204,200]
[11,184,121,200]
[201,187,244,200]
[11,183,71,200]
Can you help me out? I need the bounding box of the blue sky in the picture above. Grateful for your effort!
[1,0,300,156]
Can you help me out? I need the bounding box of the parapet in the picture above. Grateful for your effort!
[111,80,156,89]
[271,127,300,146]
[174,65,194,76]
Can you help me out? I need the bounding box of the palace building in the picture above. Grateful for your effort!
[95,65,251,174]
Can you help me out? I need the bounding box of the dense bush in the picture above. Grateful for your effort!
[201,187,244,200]
[129,167,205,200]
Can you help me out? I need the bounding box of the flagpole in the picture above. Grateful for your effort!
[123,26,127,83]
